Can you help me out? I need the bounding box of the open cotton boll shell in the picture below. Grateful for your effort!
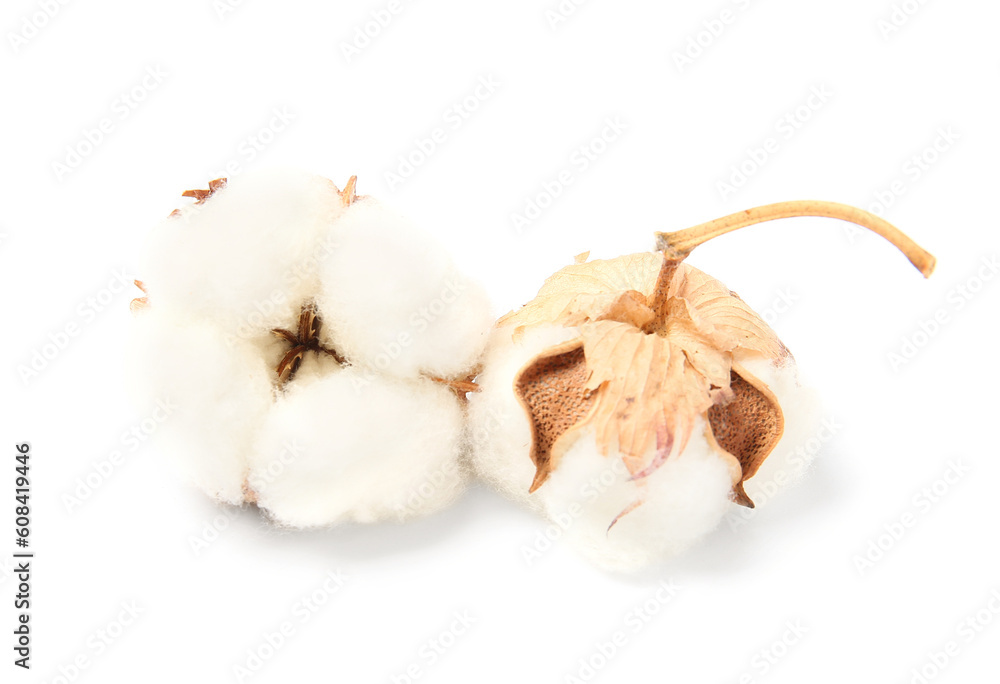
[468,321,821,570]
[141,168,343,335]
[733,354,823,507]
[466,324,582,513]
[126,309,274,504]
[247,368,467,527]
[317,199,493,380]
[537,422,734,572]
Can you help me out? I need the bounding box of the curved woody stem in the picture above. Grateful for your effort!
[656,200,936,278]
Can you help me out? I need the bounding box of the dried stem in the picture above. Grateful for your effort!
[339,175,358,206]
[643,256,680,333]
[655,200,936,278]
[430,376,480,395]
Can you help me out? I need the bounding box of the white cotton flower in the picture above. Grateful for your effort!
[129,168,487,525]
[317,198,493,380]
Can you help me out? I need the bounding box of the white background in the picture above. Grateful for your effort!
[3,0,999,682]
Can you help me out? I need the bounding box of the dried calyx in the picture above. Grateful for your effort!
[271,302,346,385]
[508,200,935,516]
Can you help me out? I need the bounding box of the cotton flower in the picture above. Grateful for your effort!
[129,169,492,526]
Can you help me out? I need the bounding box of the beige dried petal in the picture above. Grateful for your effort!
[499,252,663,333]
[670,267,787,360]
[578,317,726,476]
[508,252,791,502]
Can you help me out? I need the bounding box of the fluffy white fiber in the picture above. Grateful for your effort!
[465,324,581,512]
[127,310,273,505]
[130,168,492,525]
[468,324,822,572]
[248,369,466,527]
[318,199,492,380]
[141,168,344,335]
[541,422,734,571]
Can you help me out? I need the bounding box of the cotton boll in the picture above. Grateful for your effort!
[317,199,493,380]
[468,321,822,570]
[142,168,343,335]
[535,422,734,572]
[247,369,467,527]
[469,324,736,570]
[126,309,274,504]
[466,324,581,512]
